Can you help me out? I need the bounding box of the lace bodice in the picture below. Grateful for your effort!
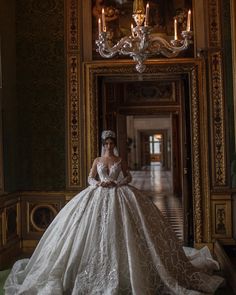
[97,161,121,182]
[88,158,132,186]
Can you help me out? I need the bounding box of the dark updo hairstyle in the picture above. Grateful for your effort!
[101,130,116,146]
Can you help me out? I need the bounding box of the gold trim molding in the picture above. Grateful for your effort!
[66,0,83,189]
[210,51,227,187]
[208,0,222,47]
[84,59,210,244]
[30,204,58,232]
[206,0,227,188]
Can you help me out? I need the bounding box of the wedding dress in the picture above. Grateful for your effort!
[4,159,224,295]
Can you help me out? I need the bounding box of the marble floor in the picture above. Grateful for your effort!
[130,164,183,240]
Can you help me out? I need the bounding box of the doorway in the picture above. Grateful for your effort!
[125,116,172,193]
[85,60,208,246]
[139,131,166,167]
[98,75,192,243]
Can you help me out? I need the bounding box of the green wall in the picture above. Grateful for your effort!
[16,0,66,190]
[0,0,18,192]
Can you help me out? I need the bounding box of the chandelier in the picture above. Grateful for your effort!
[96,0,193,73]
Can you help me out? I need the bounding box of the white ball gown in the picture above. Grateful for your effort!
[4,159,224,294]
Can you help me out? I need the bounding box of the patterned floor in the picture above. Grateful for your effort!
[130,164,183,240]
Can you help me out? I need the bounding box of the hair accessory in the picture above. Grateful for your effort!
[101,130,118,156]
[101,130,116,140]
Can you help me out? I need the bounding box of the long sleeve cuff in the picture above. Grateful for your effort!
[88,169,100,186]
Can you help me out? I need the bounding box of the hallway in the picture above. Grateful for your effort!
[130,165,183,240]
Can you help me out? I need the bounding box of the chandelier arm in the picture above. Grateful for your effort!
[96,34,135,58]
[149,36,190,55]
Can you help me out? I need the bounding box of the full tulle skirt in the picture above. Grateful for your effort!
[4,185,224,294]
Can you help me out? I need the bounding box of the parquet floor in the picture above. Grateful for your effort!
[130,164,183,240]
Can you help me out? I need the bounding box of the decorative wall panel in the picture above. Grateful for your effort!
[210,52,227,186]
[5,204,19,243]
[211,194,232,239]
[16,0,66,190]
[21,193,66,240]
[123,81,178,105]
[28,203,58,232]
[207,0,228,188]
[2,203,20,245]
[0,195,21,269]
[208,0,222,47]
[66,0,83,188]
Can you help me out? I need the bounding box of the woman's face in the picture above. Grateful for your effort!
[104,138,115,152]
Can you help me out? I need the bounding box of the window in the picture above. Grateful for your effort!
[149,134,162,154]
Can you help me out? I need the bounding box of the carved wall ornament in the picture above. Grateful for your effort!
[67,55,81,187]
[216,208,226,234]
[30,204,58,232]
[123,81,177,104]
[211,194,232,239]
[68,0,79,51]
[19,193,67,242]
[210,52,227,186]
[190,67,203,243]
[66,0,82,188]
[208,0,222,47]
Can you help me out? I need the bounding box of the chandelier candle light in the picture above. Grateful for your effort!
[96,0,193,73]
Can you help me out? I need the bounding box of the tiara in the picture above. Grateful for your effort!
[101,130,116,140]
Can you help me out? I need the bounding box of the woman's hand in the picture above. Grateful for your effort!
[99,180,117,188]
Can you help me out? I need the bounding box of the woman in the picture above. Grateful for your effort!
[4,130,224,294]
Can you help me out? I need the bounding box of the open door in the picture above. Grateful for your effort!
[101,77,194,245]
[172,113,181,197]
[117,114,127,162]
[182,93,194,246]
[140,132,150,167]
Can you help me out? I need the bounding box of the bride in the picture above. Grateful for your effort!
[4,130,224,294]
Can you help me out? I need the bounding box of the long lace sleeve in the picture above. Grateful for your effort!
[117,160,132,186]
[88,159,100,186]
[117,170,132,186]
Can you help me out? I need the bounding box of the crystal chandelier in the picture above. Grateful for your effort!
[96,0,193,73]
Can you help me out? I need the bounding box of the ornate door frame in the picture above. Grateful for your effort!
[84,58,211,246]
[65,0,233,246]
